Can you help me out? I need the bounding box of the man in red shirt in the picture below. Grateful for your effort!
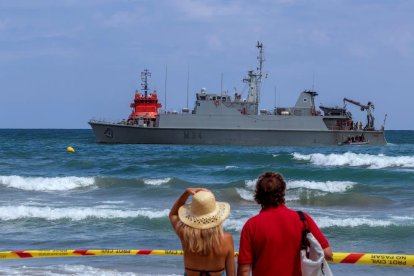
[237,172,333,276]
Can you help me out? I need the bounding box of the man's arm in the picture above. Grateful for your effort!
[237,264,251,276]
[324,247,333,259]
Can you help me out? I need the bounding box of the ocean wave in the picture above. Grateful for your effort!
[142,177,172,186]
[292,152,414,169]
[235,188,254,201]
[244,179,256,189]
[225,215,414,232]
[0,264,174,276]
[289,180,355,193]
[315,216,395,228]
[0,205,169,221]
[236,179,354,202]
[0,175,95,191]
[224,218,248,232]
[225,165,239,170]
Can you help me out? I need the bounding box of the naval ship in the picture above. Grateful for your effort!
[89,42,386,146]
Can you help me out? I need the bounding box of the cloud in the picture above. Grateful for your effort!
[384,29,414,58]
[101,10,142,27]
[0,19,6,31]
[205,34,223,50]
[169,0,244,21]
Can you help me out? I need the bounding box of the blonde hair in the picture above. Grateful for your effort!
[178,220,223,255]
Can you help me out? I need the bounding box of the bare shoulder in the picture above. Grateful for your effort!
[223,232,234,246]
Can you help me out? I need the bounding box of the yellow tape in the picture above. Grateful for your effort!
[0,250,183,260]
[333,252,414,267]
[0,249,413,267]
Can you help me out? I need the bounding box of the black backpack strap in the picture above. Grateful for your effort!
[297,211,309,250]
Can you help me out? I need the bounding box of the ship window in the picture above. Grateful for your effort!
[303,98,308,102]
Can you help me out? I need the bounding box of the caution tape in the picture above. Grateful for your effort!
[0,249,183,259]
[333,252,414,267]
[0,249,413,267]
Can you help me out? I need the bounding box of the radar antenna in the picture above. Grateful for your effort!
[141,69,151,97]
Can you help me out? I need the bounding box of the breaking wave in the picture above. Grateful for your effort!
[0,205,169,221]
[292,152,414,169]
[288,180,355,193]
[142,177,172,186]
[225,215,414,232]
[0,175,95,191]
[0,264,139,276]
[314,217,400,228]
[236,179,355,201]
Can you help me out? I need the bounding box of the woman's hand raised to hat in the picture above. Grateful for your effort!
[186,187,209,195]
[170,187,210,234]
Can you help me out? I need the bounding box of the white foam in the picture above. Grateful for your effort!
[0,205,169,221]
[292,152,414,169]
[316,216,393,228]
[224,217,248,232]
[288,180,355,193]
[227,213,414,231]
[390,215,414,221]
[0,175,95,191]
[237,179,353,202]
[245,179,257,189]
[101,201,125,204]
[236,187,300,202]
[0,264,138,276]
[235,188,254,201]
[143,177,171,186]
[225,165,238,169]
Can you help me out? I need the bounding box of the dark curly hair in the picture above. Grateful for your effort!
[254,172,286,208]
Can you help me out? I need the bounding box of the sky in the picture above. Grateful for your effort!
[0,0,413,130]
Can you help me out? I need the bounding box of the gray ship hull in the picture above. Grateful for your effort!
[89,121,386,146]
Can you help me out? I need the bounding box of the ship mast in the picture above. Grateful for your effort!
[256,41,264,108]
[141,69,151,97]
[243,41,264,114]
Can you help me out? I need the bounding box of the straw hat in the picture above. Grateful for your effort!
[178,191,230,230]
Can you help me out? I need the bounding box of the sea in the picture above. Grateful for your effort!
[0,129,413,276]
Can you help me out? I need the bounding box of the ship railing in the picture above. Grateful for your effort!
[89,118,126,125]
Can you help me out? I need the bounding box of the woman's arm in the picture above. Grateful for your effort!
[169,188,207,234]
[224,233,236,276]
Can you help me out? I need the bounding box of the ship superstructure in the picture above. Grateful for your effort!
[89,42,386,146]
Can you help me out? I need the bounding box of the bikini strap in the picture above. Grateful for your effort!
[185,267,225,276]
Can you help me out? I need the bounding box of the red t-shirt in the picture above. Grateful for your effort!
[238,205,329,276]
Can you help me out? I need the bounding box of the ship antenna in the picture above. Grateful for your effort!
[221,72,223,97]
[164,65,168,113]
[186,67,190,109]
[257,41,264,81]
[141,69,151,97]
[312,72,315,91]
[256,41,264,108]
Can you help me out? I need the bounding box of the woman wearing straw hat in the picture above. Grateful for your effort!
[169,188,235,276]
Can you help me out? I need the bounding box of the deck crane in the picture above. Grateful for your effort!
[343,98,375,130]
